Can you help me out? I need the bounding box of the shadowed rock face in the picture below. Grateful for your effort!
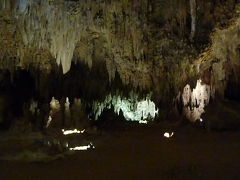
[0,0,240,124]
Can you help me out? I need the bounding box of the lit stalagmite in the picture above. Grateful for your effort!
[182,79,211,122]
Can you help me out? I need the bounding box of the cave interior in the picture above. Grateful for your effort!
[0,0,240,179]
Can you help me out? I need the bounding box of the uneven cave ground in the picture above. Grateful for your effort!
[1,0,240,179]
[1,118,240,179]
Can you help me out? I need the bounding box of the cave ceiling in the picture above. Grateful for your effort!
[0,0,239,100]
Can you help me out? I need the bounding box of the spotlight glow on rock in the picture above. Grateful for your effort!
[139,120,148,124]
[62,129,85,135]
[46,115,52,128]
[69,143,95,151]
[164,132,174,138]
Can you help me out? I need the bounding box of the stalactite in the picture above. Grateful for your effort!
[190,0,196,41]
[16,0,29,13]
[10,0,150,88]
[16,0,94,74]
[92,91,158,121]
[1,0,234,93]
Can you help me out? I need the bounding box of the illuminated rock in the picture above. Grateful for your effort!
[62,129,85,135]
[139,120,148,124]
[93,92,158,122]
[50,97,61,111]
[46,115,52,128]
[164,132,174,138]
[182,79,211,122]
[69,142,95,151]
[48,97,62,127]
[64,97,71,127]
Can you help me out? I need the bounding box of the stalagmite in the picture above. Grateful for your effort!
[48,97,61,127]
[182,84,191,106]
[64,97,71,127]
[182,79,211,122]
[64,97,70,111]
[29,99,38,115]
[46,115,52,128]
[50,97,61,110]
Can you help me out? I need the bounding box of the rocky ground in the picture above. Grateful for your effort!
[0,122,240,180]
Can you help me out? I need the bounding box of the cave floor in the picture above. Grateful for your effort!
[0,123,240,180]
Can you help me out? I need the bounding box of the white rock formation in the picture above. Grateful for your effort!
[64,97,71,127]
[50,97,61,111]
[93,92,158,121]
[182,79,211,122]
[65,97,70,111]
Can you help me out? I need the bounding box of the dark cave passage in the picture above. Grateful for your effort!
[0,61,159,130]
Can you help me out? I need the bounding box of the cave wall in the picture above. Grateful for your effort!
[197,5,240,99]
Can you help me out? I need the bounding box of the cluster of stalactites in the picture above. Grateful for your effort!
[92,92,158,121]
[14,0,84,74]
[7,0,149,90]
[182,79,211,122]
